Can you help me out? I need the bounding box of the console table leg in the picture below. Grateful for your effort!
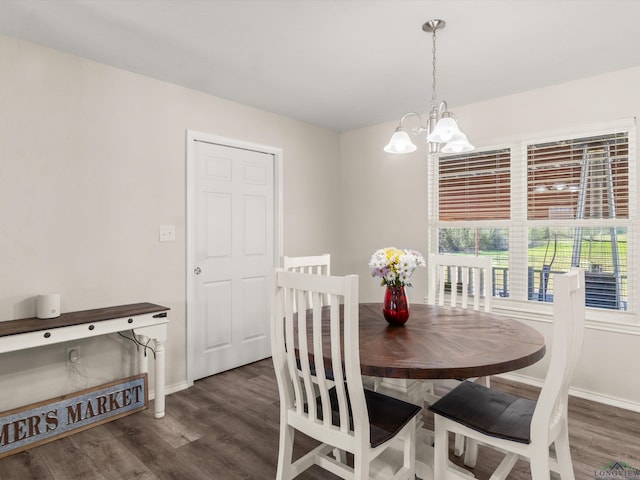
[133,324,168,419]
[153,338,166,418]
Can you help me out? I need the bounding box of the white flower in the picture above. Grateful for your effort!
[368,247,426,288]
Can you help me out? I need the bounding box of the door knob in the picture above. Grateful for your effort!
[194,267,202,275]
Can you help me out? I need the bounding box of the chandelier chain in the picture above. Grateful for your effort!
[431,27,438,109]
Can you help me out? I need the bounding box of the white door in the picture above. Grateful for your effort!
[188,136,278,381]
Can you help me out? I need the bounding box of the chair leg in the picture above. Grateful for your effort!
[353,453,370,480]
[529,451,551,480]
[454,433,465,456]
[373,377,381,391]
[276,424,295,480]
[433,416,449,479]
[463,438,479,467]
[553,429,576,480]
[404,420,417,479]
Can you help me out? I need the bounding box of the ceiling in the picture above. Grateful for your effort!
[1,0,639,132]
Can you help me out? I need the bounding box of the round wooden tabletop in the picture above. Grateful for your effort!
[352,303,546,380]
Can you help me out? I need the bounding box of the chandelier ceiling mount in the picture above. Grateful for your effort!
[422,18,445,33]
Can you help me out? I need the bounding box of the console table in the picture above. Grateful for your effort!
[0,302,170,418]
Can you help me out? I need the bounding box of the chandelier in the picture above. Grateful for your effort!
[384,19,474,155]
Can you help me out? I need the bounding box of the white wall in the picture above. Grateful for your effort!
[339,67,640,410]
[338,124,429,304]
[0,34,341,409]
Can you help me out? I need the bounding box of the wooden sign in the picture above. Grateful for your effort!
[0,373,147,458]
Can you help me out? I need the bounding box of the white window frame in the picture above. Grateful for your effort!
[428,118,638,331]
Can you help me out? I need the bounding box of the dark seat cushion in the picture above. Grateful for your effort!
[428,381,536,444]
[318,386,421,448]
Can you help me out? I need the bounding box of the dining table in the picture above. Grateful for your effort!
[310,302,546,480]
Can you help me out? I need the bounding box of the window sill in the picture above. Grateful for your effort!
[492,297,640,335]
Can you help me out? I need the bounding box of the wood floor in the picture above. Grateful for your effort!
[0,358,638,479]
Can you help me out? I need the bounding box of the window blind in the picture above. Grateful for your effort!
[527,132,629,221]
[438,148,511,221]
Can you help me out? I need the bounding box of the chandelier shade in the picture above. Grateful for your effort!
[384,127,418,153]
[440,132,474,153]
[427,115,462,143]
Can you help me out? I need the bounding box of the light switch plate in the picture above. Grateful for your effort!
[159,225,176,242]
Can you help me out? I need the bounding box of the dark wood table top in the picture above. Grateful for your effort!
[0,303,170,338]
[313,303,546,380]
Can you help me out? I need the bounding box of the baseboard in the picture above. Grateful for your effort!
[159,375,640,414]
[497,372,640,413]
[147,380,190,401]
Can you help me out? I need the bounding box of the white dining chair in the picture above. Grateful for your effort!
[282,253,331,275]
[271,269,421,479]
[426,253,493,457]
[429,268,585,480]
[427,253,492,313]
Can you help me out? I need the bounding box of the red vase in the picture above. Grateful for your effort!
[382,286,410,326]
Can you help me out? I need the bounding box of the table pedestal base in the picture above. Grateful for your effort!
[376,377,474,480]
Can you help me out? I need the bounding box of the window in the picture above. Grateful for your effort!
[437,227,510,297]
[430,120,635,315]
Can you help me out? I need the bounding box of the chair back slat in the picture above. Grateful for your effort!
[295,288,316,418]
[471,267,480,310]
[428,254,493,312]
[329,301,350,432]
[437,265,446,306]
[311,293,332,426]
[282,282,303,416]
[459,267,468,308]
[531,268,585,441]
[341,277,366,438]
[450,265,459,308]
